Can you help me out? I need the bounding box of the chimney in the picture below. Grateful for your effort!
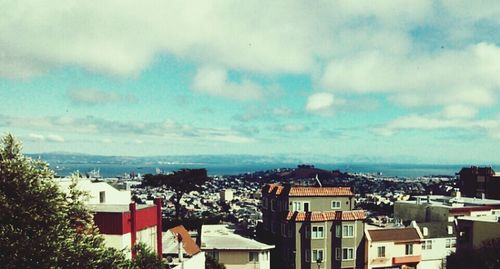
[177,234,184,262]
[481,193,485,200]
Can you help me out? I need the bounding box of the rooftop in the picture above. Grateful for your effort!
[201,224,274,251]
[163,225,201,256]
[89,203,153,213]
[367,227,422,242]
[265,183,353,197]
[458,214,500,223]
[417,222,455,239]
[286,210,365,222]
[396,195,500,208]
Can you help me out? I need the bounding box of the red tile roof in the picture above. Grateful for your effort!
[367,228,422,242]
[265,184,353,197]
[169,225,201,256]
[286,210,366,222]
[288,186,353,197]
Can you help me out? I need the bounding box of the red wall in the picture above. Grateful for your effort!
[94,205,158,235]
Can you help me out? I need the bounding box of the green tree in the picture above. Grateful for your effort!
[0,134,164,268]
[447,238,500,269]
[205,255,226,269]
[143,169,208,219]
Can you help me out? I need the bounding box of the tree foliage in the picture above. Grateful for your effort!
[205,255,226,269]
[143,169,208,218]
[447,238,500,269]
[0,134,164,268]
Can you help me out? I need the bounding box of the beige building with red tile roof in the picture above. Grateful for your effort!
[260,183,366,269]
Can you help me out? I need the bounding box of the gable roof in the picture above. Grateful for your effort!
[286,210,365,222]
[164,225,201,256]
[367,227,422,242]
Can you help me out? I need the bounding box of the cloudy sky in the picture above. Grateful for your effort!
[1,1,500,163]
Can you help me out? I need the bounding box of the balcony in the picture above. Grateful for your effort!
[392,255,421,265]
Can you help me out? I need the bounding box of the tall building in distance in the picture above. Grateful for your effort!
[458,166,500,199]
[260,183,365,269]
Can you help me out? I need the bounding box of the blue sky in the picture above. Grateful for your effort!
[1,1,499,164]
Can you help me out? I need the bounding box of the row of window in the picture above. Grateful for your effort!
[376,244,414,258]
[304,248,355,262]
[262,198,347,211]
[272,222,356,239]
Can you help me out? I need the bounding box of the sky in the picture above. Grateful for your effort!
[1,1,500,164]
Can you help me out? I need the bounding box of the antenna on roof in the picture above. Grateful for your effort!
[315,174,322,187]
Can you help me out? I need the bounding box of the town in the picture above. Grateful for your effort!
[54,163,499,269]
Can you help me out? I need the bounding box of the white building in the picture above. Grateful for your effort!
[416,222,456,269]
[201,224,274,269]
[57,178,162,259]
[220,189,234,203]
[364,226,423,269]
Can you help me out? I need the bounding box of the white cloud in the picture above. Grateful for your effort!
[374,112,500,139]
[67,89,137,105]
[321,43,500,109]
[305,92,344,115]
[192,66,263,100]
[27,133,64,143]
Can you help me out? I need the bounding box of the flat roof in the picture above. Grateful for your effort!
[396,195,500,208]
[89,203,153,213]
[458,215,500,223]
[201,224,274,251]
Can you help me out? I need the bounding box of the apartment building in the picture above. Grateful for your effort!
[261,183,365,269]
[416,222,456,269]
[458,166,500,199]
[364,227,423,269]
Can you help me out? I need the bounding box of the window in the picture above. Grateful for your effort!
[249,251,259,262]
[305,225,311,239]
[445,239,451,248]
[304,202,310,212]
[292,201,302,211]
[312,225,324,239]
[342,248,354,260]
[447,238,456,248]
[281,223,287,237]
[271,200,277,211]
[422,240,432,250]
[335,248,341,260]
[312,249,324,262]
[335,225,341,238]
[405,244,413,255]
[377,246,385,257]
[451,239,456,248]
[305,249,310,262]
[343,224,354,237]
[331,200,341,209]
[207,251,219,261]
[261,251,268,261]
[99,191,106,203]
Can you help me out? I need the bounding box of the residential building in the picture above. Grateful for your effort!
[163,225,205,269]
[261,183,366,269]
[201,224,274,269]
[458,166,500,199]
[364,227,423,269]
[455,211,500,253]
[416,222,456,269]
[58,178,163,258]
[394,194,500,223]
[220,189,234,203]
